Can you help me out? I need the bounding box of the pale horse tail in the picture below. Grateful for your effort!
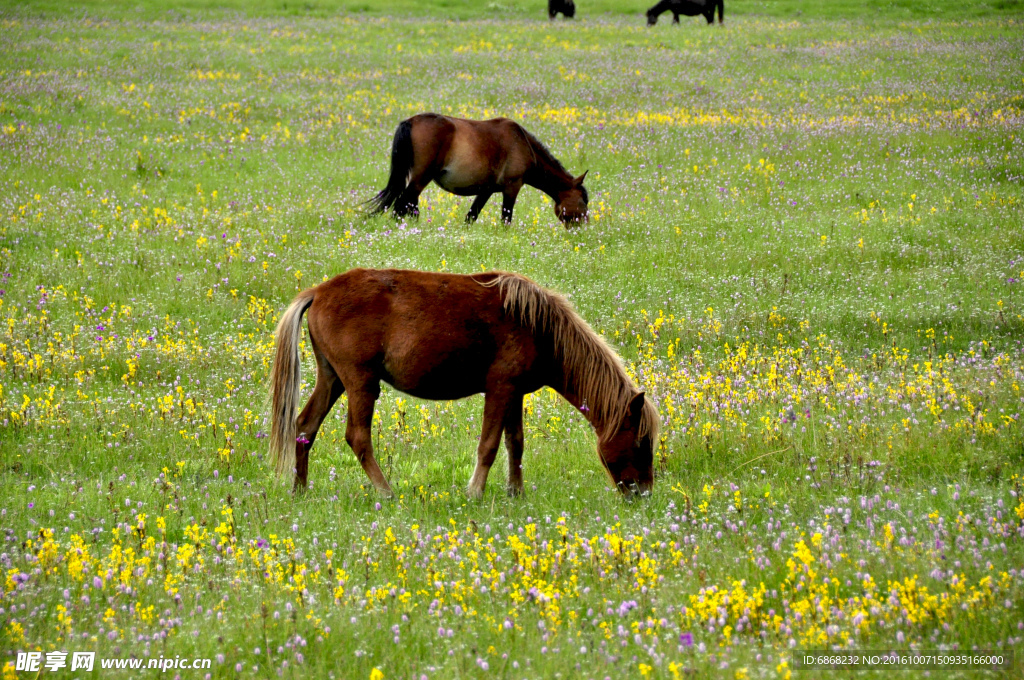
[268,288,316,477]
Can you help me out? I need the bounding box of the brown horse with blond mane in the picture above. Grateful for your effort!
[367,113,589,226]
[269,268,658,497]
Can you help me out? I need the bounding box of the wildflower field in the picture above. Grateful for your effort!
[2,0,1024,677]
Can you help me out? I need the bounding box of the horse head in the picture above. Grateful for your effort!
[598,391,655,495]
[555,170,589,225]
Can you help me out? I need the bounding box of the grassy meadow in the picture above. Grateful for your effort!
[2,0,1024,677]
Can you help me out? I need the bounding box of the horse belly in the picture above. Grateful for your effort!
[672,0,705,15]
[435,136,494,195]
[435,163,490,195]
[380,314,497,399]
[382,346,490,400]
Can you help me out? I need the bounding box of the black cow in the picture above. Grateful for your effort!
[646,0,722,26]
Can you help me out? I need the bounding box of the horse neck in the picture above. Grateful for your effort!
[547,345,630,442]
[648,0,671,14]
[552,380,612,440]
[524,149,575,200]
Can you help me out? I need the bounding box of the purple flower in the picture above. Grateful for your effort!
[296,435,310,444]
[680,631,694,647]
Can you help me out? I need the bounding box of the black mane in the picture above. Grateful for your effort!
[523,129,570,176]
[522,129,587,201]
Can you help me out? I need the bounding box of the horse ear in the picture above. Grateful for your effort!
[575,170,588,186]
[627,391,646,427]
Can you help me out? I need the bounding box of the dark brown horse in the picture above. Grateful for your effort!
[548,0,576,19]
[646,0,723,25]
[367,113,589,226]
[269,269,658,497]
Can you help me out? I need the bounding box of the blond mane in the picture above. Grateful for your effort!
[482,272,659,443]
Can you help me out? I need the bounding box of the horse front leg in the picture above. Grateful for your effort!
[503,394,525,496]
[501,183,522,225]
[465,192,493,223]
[467,391,512,499]
[344,379,393,497]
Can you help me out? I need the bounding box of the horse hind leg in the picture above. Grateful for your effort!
[394,177,429,219]
[396,124,446,219]
[343,377,393,496]
[293,346,345,491]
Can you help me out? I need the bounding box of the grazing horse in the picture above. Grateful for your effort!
[646,0,723,25]
[367,113,589,226]
[269,268,658,497]
[548,0,576,19]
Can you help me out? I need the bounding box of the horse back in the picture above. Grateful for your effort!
[409,114,534,191]
[306,269,543,399]
[668,0,711,16]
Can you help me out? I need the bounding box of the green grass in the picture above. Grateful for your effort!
[3,0,1024,20]
[1,2,1023,679]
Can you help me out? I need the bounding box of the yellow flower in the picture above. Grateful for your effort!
[638,663,652,677]
[370,669,384,680]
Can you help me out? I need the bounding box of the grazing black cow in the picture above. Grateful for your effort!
[646,0,722,26]
[549,0,576,19]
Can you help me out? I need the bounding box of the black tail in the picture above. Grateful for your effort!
[366,119,413,215]
[716,0,723,23]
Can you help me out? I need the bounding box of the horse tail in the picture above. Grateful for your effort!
[367,119,414,215]
[268,288,316,477]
